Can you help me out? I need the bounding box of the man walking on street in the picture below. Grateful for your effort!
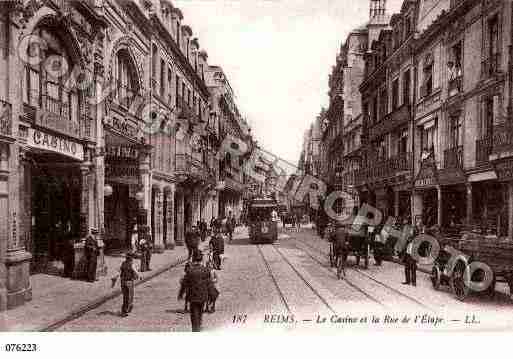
[226,212,235,241]
[210,223,225,270]
[84,229,99,282]
[178,250,210,332]
[112,252,140,317]
[185,226,200,260]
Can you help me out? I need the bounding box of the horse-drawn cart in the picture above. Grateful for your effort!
[431,233,513,301]
[328,225,370,269]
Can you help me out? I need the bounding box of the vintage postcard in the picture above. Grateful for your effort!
[1,0,513,350]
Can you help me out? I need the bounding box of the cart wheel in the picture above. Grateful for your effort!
[450,261,469,301]
[431,265,441,290]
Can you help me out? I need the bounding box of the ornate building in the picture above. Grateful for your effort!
[0,0,255,312]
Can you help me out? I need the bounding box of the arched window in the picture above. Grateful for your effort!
[114,49,139,109]
[24,27,79,123]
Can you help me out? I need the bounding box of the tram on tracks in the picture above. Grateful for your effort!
[246,197,279,244]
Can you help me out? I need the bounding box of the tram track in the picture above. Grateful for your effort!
[256,244,292,315]
[270,245,338,315]
[292,237,435,312]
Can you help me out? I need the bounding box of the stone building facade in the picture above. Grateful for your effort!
[0,0,254,312]
[314,0,513,239]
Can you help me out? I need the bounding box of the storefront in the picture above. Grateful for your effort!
[24,128,86,273]
[103,132,144,253]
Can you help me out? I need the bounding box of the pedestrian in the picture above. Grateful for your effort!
[130,223,138,252]
[226,212,235,241]
[199,220,207,242]
[210,224,225,270]
[62,220,74,278]
[210,216,216,232]
[112,252,140,317]
[138,226,153,272]
[178,250,210,332]
[205,259,219,313]
[185,226,200,260]
[84,229,99,282]
[402,226,417,286]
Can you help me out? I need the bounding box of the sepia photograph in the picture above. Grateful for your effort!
[1,0,513,353]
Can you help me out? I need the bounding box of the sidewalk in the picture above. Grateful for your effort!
[0,246,192,332]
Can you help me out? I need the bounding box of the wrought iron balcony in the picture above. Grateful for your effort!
[0,100,12,138]
[112,81,140,110]
[443,145,463,169]
[490,123,513,155]
[476,137,492,165]
[482,53,501,79]
[368,104,410,140]
[175,154,210,183]
[354,152,412,185]
[220,175,245,194]
[177,96,200,124]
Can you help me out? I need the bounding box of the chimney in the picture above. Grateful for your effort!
[370,0,386,19]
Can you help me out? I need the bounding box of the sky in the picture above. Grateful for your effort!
[175,0,405,166]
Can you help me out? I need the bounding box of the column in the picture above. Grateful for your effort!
[466,182,473,226]
[176,190,185,245]
[437,185,443,228]
[0,144,9,311]
[411,190,423,225]
[5,145,32,309]
[508,181,513,239]
[139,145,152,226]
[165,187,175,249]
[153,187,165,253]
[394,190,400,219]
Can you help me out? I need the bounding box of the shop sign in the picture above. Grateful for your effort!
[106,145,139,160]
[494,159,513,181]
[414,159,438,188]
[104,115,139,141]
[28,128,84,161]
[105,163,139,184]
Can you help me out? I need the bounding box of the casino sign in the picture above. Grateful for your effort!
[27,128,84,161]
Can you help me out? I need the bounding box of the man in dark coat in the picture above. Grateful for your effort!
[112,252,140,317]
[210,225,225,270]
[178,250,210,332]
[84,230,99,282]
[185,226,200,261]
[402,226,417,286]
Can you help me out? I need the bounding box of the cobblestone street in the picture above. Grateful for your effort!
[55,227,513,332]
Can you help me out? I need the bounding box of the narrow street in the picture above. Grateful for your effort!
[57,227,513,332]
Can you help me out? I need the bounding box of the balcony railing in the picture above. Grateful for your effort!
[112,81,140,110]
[175,153,210,182]
[0,100,12,137]
[369,104,410,140]
[177,96,200,123]
[482,53,501,79]
[443,145,463,169]
[476,137,492,165]
[354,152,412,185]
[491,123,513,154]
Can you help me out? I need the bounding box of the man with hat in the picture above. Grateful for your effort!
[84,228,100,282]
[178,250,210,332]
[185,225,201,261]
[112,252,140,317]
